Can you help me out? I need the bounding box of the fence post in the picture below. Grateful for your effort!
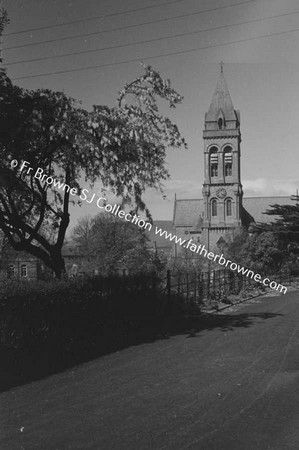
[198,272,202,303]
[152,271,157,296]
[166,270,171,308]
[197,272,201,302]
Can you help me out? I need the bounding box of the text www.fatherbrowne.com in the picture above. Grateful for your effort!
[11,159,287,294]
[154,226,287,295]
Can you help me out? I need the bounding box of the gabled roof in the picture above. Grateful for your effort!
[205,69,237,122]
[173,199,204,227]
[242,196,291,224]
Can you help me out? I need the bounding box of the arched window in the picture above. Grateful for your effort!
[217,113,225,129]
[21,264,27,277]
[209,147,218,177]
[224,145,233,177]
[7,264,15,279]
[226,199,232,216]
[211,199,217,217]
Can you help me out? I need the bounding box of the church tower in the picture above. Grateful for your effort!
[202,64,243,249]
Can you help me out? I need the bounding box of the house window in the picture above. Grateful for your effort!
[7,264,15,279]
[211,199,217,217]
[210,147,218,177]
[218,118,223,129]
[226,199,232,216]
[21,264,27,277]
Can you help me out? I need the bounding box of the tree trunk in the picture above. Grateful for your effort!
[51,250,66,279]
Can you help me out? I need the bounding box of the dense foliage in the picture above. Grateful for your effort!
[0,8,8,40]
[224,229,288,275]
[0,273,165,357]
[72,212,160,275]
[255,196,299,247]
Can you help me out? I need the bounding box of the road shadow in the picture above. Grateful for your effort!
[182,311,283,335]
[0,309,283,394]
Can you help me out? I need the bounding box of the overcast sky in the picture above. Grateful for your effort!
[2,0,299,228]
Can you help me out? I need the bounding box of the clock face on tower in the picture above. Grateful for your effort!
[216,188,227,199]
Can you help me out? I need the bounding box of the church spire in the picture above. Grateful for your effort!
[205,64,237,123]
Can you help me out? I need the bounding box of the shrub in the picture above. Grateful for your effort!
[0,273,163,353]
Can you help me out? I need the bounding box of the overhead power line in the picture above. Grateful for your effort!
[3,0,184,36]
[11,26,299,81]
[3,0,256,51]
[5,10,298,67]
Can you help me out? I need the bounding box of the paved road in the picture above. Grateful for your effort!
[1,290,299,449]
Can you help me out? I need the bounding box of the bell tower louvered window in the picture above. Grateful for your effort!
[224,147,233,176]
[210,148,218,177]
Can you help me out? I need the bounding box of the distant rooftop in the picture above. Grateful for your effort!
[145,220,173,248]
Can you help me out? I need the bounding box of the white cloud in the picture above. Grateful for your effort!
[243,178,299,197]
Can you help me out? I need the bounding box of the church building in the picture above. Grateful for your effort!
[173,66,290,256]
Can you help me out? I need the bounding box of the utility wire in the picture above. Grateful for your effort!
[5,10,298,66]
[3,0,256,51]
[3,0,184,36]
[11,26,299,81]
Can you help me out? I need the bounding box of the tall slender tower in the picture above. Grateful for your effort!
[202,64,243,249]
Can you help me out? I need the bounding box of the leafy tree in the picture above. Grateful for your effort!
[71,215,95,252]
[0,66,186,277]
[225,196,299,276]
[72,212,156,275]
[224,229,287,275]
[255,195,299,246]
[0,8,9,90]
[0,229,4,260]
[167,251,204,276]
[0,7,8,38]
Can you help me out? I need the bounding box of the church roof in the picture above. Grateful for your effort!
[205,67,237,122]
[173,196,292,227]
[242,196,291,223]
[173,199,204,227]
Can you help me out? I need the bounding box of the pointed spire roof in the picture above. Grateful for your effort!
[206,64,237,122]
